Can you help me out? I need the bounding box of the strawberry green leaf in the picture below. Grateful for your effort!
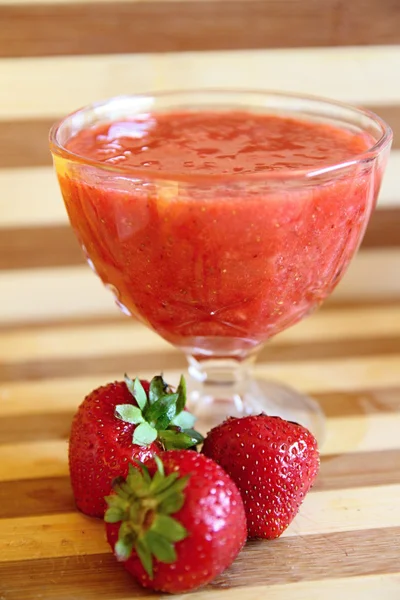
[133,378,148,411]
[130,460,152,486]
[150,471,180,495]
[153,455,164,476]
[115,404,144,425]
[124,373,147,410]
[133,422,158,446]
[157,475,189,514]
[145,394,179,430]
[115,537,134,562]
[135,538,153,578]
[159,492,186,515]
[112,478,134,500]
[171,410,196,430]
[182,428,204,444]
[126,464,148,495]
[145,531,177,564]
[105,458,189,579]
[159,429,204,450]
[124,375,148,411]
[151,514,187,542]
[176,374,187,414]
[149,376,168,405]
[104,506,125,523]
[124,374,136,396]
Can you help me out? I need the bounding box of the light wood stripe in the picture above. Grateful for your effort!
[0,440,69,482]
[2,386,399,448]
[1,484,399,563]
[1,298,397,333]
[1,0,399,59]
[329,249,400,301]
[191,575,400,600]
[0,166,65,227]
[258,355,400,396]
[0,539,399,600]
[3,341,399,394]
[2,380,399,420]
[1,362,400,421]
[0,251,399,325]
[323,413,400,455]
[0,265,116,324]
[2,337,400,383]
[1,385,399,446]
[379,150,400,207]
[1,399,399,482]
[2,47,400,121]
[1,149,400,230]
[1,305,400,364]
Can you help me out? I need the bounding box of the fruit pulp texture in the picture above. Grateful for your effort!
[60,111,379,354]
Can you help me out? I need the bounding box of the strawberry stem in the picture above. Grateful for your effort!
[115,374,204,450]
[105,460,189,578]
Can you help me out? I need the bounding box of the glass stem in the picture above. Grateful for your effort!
[186,355,256,423]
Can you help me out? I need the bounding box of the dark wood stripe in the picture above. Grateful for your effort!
[1,208,399,272]
[315,386,400,418]
[1,335,400,383]
[0,224,84,271]
[0,476,75,520]
[217,527,400,588]
[1,0,399,59]
[0,552,146,600]
[0,118,52,168]
[1,447,398,519]
[317,449,400,491]
[1,104,400,169]
[0,411,72,445]
[1,527,399,599]
[362,208,400,248]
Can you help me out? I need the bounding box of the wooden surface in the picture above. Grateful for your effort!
[1,0,400,58]
[1,0,400,598]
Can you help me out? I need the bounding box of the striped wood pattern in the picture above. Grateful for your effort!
[1,1,400,598]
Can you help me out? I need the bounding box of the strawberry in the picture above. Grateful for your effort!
[202,414,319,539]
[105,450,247,593]
[69,374,203,517]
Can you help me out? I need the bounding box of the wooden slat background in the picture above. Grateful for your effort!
[1,1,400,599]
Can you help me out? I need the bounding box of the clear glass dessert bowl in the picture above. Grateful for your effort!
[49,90,392,439]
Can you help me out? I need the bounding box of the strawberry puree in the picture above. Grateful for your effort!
[59,111,379,356]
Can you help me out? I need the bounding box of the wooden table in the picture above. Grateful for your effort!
[1,246,400,600]
[1,285,400,600]
[1,0,400,598]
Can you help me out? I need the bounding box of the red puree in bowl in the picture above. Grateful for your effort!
[60,111,378,356]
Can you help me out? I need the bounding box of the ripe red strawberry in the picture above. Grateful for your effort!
[69,374,203,517]
[105,450,247,593]
[202,414,320,539]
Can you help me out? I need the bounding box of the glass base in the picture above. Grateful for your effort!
[186,357,325,442]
